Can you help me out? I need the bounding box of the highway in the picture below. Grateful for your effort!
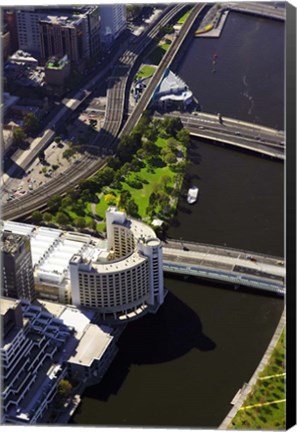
[163,239,285,295]
[159,112,285,160]
[3,4,205,220]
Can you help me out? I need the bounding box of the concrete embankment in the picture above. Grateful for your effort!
[219,309,286,429]
[195,9,230,38]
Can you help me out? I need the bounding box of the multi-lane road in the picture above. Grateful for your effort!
[161,112,285,160]
[163,239,285,295]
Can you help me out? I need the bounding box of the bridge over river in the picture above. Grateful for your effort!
[163,240,285,296]
[156,112,285,160]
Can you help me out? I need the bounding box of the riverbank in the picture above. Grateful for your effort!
[195,9,229,38]
[219,309,286,429]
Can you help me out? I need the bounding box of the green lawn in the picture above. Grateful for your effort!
[135,65,157,80]
[177,10,191,24]
[48,120,188,230]
[120,164,175,218]
[91,137,184,220]
[229,330,285,430]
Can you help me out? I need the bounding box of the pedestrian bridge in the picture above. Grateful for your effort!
[159,112,285,160]
[163,240,285,296]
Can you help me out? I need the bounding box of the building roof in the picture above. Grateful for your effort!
[154,68,193,103]
[2,221,105,288]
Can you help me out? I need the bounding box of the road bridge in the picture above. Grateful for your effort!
[226,2,285,21]
[163,240,285,296]
[159,112,285,160]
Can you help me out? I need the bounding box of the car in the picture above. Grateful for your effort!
[28,184,33,190]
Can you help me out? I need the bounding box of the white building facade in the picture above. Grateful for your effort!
[70,207,165,323]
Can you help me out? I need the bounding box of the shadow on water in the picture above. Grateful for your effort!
[83,292,215,402]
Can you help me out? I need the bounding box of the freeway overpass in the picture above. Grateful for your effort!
[159,112,285,160]
[163,240,285,296]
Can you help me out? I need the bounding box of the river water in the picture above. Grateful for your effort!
[71,11,284,428]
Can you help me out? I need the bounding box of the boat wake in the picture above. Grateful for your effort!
[242,75,255,116]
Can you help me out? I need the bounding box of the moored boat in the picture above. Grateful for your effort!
[187,186,199,204]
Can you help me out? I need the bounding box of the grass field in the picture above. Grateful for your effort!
[177,10,191,24]
[229,330,285,430]
[94,137,184,220]
[135,65,157,80]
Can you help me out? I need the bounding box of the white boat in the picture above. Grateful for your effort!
[187,186,199,204]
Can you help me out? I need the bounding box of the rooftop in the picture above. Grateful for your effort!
[1,231,27,256]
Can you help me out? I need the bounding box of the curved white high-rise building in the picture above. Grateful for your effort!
[69,207,164,323]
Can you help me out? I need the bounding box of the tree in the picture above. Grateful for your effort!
[62,196,72,207]
[104,193,117,205]
[47,195,62,212]
[56,212,70,226]
[13,127,26,146]
[164,152,177,164]
[75,217,86,229]
[126,199,139,217]
[176,128,190,146]
[126,4,142,20]
[58,379,72,397]
[23,113,39,134]
[31,211,43,224]
[163,117,183,137]
[118,190,132,209]
[38,150,45,162]
[63,148,76,160]
[54,136,62,144]
[43,212,52,222]
[160,175,171,188]
[117,133,142,162]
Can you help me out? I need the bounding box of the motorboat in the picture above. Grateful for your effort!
[187,186,199,204]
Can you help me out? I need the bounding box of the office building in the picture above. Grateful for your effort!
[1,298,118,424]
[15,6,100,64]
[99,4,126,47]
[3,10,19,53]
[1,231,36,301]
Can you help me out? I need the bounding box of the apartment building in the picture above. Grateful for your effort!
[1,232,36,302]
[1,298,118,424]
[70,207,164,322]
[15,6,100,64]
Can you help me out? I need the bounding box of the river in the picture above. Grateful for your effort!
[71,10,284,428]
